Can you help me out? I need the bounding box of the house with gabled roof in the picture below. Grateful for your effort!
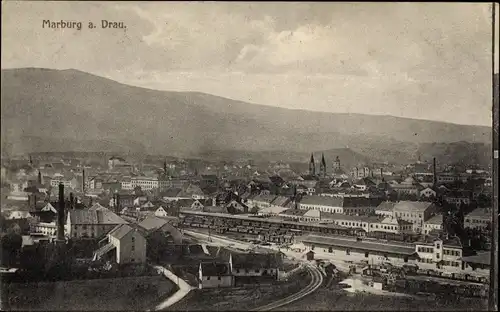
[198,261,233,289]
[375,201,396,217]
[154,206,169,217]
[137,215,182,244]
[66,209,128,239]
[229,252,282,283]
[423,214,443,235]
[225,200,248,214]
[93,223,147,264]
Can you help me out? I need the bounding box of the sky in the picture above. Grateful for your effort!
[1,2,497,126]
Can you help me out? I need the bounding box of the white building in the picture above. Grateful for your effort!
[375,202,396,218]
[131,176,159,191]
[420,187,437,199]
[94,224,147,264]
[423,214,443,235]
[369,216,413,234]
[154,206,169,217]
[198,262,234,289]
[299,196,343,213]
[415,237,463,272]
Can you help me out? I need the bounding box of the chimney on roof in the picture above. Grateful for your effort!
[57,183,65,241]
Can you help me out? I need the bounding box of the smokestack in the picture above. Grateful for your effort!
[70,193,74,209]
[82,169,86,194]
[116,193,121,214]
[57,183,65,241]
[433,158,437,186]
[38,171,42,185]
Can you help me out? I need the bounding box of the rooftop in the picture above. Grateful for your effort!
[301,234,416,256]
[108,223,147,239]
[376,201,396,211]
[231,252,281,269]
[461,252,490,266]
[425,214,443,225]
[393,201,434,213]
[300,196,343,207]
[465,208,491,219]
[68,209,127,225]
[200,262,232,276]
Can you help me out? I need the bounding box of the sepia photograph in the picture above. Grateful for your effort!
[1,1,498,311]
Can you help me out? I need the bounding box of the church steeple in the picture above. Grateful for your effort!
[320,153,326,178]
[309,153,316,176]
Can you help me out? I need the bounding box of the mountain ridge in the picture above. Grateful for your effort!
[0,68,492,167]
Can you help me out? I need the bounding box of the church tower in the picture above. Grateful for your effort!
[319,153,327,178]
[333,156,341,172]
[309,153,316,176]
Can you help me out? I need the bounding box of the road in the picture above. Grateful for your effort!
[184,229,324,311]
[152,265,195,311]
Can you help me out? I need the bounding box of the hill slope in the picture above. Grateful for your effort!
[0,68,492,165]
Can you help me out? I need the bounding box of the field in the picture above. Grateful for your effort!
[2,275,177,311]
[167,270,312,311]
[279,284,489,311]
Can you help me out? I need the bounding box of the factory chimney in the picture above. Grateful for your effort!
[57,183,65,241]
[433,158,437,186]
[38,170,42,185]
[70,193,74,209]
[116,193,121,214]
[82,169,86,194]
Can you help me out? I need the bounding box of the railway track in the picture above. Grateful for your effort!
[251,264,324,311]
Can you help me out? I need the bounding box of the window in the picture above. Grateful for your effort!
[236,269,240,273]
[404,256,408,263]
[218,276,221,281]
[254,269,259,273]
[328,247,333,253]
[207,276,211,280]
[436,253,440,259]
[365,252,369,258]
[346,249,350,255]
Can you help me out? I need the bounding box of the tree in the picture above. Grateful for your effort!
[476,194,492,208]
[134,186,144,196]
[250,206,259,215]
[1,232,22,266]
